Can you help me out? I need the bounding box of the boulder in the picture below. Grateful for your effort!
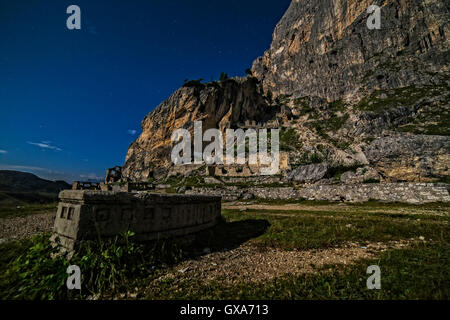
[288,163,329,183]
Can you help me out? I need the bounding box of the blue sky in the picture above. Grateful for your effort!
[0,0,291,182]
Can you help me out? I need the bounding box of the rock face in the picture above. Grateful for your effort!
[364,135,450,181]
[340,166,380,184]
[252,0,449,102]
[123,0,449,185]
[288,163,329,183]
[122,78,275,180]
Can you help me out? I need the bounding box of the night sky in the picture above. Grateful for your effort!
[0,0,291,182]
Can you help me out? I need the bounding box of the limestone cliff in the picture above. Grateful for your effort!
[122,78,275,180]
[123,0,449,184]
[252,0,449,102]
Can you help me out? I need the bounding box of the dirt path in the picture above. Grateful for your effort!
[152,239,416,286]
[223,202,449,216]
[0,212,55,243]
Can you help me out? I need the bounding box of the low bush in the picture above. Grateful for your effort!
[0,231,184,300]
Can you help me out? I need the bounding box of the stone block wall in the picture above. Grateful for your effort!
[53,190,222,251]
[296,183,450,203]
[186,183,450,204]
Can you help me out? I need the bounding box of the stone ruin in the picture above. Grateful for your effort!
[105,166,122,184]
[72,181,101,190]
[72,166,156,193]
[52,190,222,252]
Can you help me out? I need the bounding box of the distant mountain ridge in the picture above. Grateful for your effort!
[0,170,70,193]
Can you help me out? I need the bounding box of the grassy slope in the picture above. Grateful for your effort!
[0,202,57,219]
[0,201,449,299]
[144,202,450,299]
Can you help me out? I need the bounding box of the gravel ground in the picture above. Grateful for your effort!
[0,212,55,242]
[153,239,417,285]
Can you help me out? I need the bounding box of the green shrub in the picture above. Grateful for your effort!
[182,79,204,88]
[290,151,325,168]
[0,232,184,300]
[0,234,70,300]
[294,97,317,117]
[363,178,381,184]
[219,72,228,81]
[326,164,361,180]
[280,128,302,151]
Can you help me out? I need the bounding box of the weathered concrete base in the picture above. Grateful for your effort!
[186,183,450,204]
[52,191,222,251]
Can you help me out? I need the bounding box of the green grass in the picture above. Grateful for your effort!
[290,151,325,167]
[276,94,293,105]
[0,238,34,271]
[294,97,318,118]
[0,202,57,219]
[145,242,449,299]
[355,83,450,136]
[0,191,59,206]
[144,203,449,299]
[328,100,348,113]
[308,114,349,139]
[221,206,449,250]
[279,128,302,151]
[397,110,450,136]
[0,232,186,300]
[1,201,449,300]
[356,85,446,113]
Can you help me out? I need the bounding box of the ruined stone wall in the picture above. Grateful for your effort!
[53,191,222,251]
[296,183,450,203]
[186,183,450,204]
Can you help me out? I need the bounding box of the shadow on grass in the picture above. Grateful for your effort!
[0,218,271,300]
[187,219,271,256]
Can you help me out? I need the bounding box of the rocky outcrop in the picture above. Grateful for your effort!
[288,163,329,182]
[122,78,275,180]
[122,0,449,185]
[364,134,450,181]
[340,166,380,184]
[252,0,450,102]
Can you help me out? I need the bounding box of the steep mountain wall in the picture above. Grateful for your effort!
[122,0,449,184]
[122,78,274,180]
[252,0,449,102]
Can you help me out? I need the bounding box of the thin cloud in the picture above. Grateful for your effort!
[27,141,62,151]
[87,25,98,35]
[0,150,7,154]
[127,129,137,135]
[0,164,50,172]
[80,173,103,181]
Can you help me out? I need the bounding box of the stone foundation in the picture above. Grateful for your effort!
[53,190,222,251]
[186,183,450,204]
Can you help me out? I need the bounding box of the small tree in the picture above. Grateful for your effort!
[219,72,229,81]
[266,90,273,102]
